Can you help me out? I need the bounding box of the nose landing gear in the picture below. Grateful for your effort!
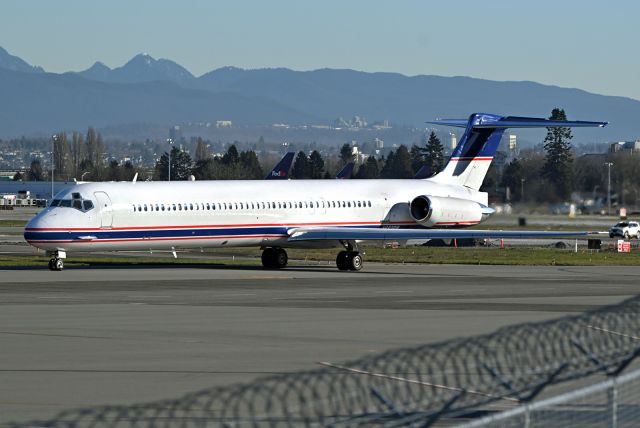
[47,250,66,271]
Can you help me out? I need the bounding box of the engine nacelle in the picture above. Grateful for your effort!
[409,195,490,227]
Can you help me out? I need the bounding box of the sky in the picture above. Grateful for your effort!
[2,0,639,99]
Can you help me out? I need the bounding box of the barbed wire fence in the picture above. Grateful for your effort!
[12,295,640,427]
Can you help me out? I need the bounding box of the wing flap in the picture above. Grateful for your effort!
[288,227,603,242]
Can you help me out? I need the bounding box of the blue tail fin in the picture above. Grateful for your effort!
[265,152,295,180]
[336,162,354,179]
[413,165,432,179]
[428,113,607,190]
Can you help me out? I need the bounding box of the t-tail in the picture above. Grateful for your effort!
[265,152,295,180]
[428,113,607,190]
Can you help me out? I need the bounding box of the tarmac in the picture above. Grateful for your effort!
[1,260,640,424]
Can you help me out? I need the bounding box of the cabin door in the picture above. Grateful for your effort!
[94,191,113,228]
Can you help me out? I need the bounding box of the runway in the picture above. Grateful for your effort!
[2,263,640,425]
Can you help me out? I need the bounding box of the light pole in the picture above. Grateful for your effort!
[51,134,57,201]
[167,138,174,181]
[604,162,613,215]
[521,178,525,204]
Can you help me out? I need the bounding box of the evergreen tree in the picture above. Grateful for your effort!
[239,150,263,179]
[541,108,573,200]
[154,146,193,180]
[340,143,353,164]
[27,159,44,181]
[308,150,325,179]
[193,158,216,180]
[121,161,136,181]
[355,156,380,179]
[410,144,424,174]
[500,158,523,201]
[222,144,240,165]
[380,151,395,178]
[291,151,311,179]
[381,146,413,178]
[194,137,210,162]
[106,160,121,181]
[424,131,444,174]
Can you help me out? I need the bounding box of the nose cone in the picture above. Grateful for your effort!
[24,211,54,245]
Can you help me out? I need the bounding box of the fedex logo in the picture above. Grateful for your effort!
[271,170,286,177]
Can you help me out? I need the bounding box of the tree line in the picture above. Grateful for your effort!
[150,133,446,181]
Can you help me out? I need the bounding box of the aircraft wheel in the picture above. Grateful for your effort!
[273,248,288,269]
[50,258,64,271]
[261,248,275,268]
[336,251,349,271]
[348,252,363,271]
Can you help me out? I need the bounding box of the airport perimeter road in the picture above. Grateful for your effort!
[1,264,640,424]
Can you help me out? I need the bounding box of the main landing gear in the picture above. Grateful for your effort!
[261,247,288,269]
[336,240,363,271]
[47,250,66,271]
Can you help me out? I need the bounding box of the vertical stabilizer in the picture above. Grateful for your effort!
[428,113,607,190]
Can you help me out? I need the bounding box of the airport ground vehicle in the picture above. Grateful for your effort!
[609,221,640,239]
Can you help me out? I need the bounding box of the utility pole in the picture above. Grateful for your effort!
[605,162,613,215]
[167,138,174,182]
[51,134,57,201]
[521,178,525,204]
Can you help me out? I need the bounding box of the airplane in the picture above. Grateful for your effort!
[336,162,354,179]
[24,113,607,272]
[264,152,294,180]
[414,164,432,179]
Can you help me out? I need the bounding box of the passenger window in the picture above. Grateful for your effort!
[155,204,159,211]
[133,205,136,212]
[368,201,371,207]
[178,204,182,211]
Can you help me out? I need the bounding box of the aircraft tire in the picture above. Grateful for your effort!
[261,248,276,269]
[348,252,363,271]
[273,248,288,269]
[48,258,55,271]
[336,251,349,271]
[54,258,64,271]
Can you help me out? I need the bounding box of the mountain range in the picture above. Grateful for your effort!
[0,47,638,140]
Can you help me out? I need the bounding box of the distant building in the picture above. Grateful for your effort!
[169,125,183,142]
[450,133,457,150]
[216,120,232,128]
[609,141,640,153]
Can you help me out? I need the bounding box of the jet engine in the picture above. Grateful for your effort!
[409,195,492,227]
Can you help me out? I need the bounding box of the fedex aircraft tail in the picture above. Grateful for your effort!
[429,113,607,190]
[265,152,295,180]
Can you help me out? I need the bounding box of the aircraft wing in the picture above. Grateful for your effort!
[288,227,604,241]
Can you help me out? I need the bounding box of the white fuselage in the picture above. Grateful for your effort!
[24,178,487,253]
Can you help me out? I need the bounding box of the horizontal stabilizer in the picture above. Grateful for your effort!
[289,227,603,242]
[427,115,608,129]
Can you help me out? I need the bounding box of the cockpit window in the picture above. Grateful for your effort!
[50,194,95,212]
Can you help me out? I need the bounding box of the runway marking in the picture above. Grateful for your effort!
[219,293,257,297]
[296,292,338,295]
[375,290,413,294]
[37,296,84,300]
[126,295,172,298]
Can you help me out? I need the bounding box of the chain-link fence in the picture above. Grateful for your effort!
[457,366,640,428]
[11,296,640,427]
